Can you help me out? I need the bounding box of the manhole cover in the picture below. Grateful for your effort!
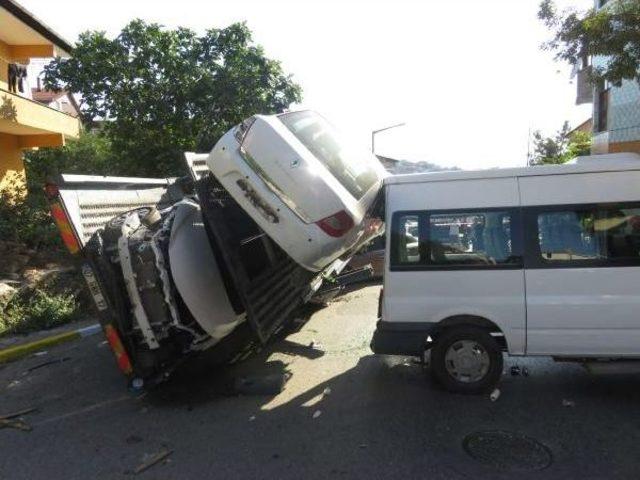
[463,430,553,471]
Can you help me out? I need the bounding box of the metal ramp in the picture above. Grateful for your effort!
[195,174,317,344]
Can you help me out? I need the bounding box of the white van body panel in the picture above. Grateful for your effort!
[518,170,640,206]
[385,177,520,211]
[383,271,527,354]
[524,267,640,355]
[380,153,640,359]
[519,168,640,356]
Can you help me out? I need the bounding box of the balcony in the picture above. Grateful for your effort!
[0,87,80,147]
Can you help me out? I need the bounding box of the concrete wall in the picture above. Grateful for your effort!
[0,132,24,190]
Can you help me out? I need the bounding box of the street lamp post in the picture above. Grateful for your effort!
[371,122,406,155]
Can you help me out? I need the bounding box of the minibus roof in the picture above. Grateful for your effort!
[384,153,640,185]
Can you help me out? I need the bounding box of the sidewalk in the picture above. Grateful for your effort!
[0,318,100,364]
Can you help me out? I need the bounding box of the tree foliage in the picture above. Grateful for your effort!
[43,20,302,177]
[538,0,640,86]
[528,121,592,165]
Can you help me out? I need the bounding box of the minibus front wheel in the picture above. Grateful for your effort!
[430,326,503,394]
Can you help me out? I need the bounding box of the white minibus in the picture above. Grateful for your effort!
[372,153,640,393]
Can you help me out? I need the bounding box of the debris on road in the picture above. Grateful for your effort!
[489,388,501,402]
[23,357,71,375]
[323,387,332,396]
[234,373,288,396]
[0,408,37,432]
[309,340,324,350]
[510,366,521,376]
[522,367,530,377]
[0,407,38,420]
[133,449,173,475]
[562,399,575,408]
[249,415,256,422]
[33,351,48,357]
[312,410,322,419]
[0,417,32,431]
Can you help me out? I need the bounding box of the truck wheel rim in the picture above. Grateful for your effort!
[444,340,490,383]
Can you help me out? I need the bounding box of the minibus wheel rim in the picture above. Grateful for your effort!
[444,340,491,383]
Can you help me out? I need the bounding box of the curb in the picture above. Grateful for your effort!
[0,324,102,364]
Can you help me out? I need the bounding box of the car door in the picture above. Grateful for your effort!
[524,202,640,356]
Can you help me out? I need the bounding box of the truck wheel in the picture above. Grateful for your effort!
[430,326,503,394]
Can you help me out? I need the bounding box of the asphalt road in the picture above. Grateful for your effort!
[2,284,640,479]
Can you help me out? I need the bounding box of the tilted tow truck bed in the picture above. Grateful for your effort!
[46,169,325,386]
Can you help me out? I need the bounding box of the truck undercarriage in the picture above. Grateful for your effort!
[47,170,366,386]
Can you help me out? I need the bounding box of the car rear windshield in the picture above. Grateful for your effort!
[279,111,380,200]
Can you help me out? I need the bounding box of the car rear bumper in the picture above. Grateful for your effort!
[370,320,435,356]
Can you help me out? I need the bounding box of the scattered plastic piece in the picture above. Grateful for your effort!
[134,449,173,475]
[510,366,521,376]
[33,351,48,357]
[490,388,501,402]
[562,399,575,407]
[323,387,332,396]
[0,407,37,420]
[249,415,256,422]
[312,410,322,419]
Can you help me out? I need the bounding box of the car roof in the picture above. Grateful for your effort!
[383,153,640,185]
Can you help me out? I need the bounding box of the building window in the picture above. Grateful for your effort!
[596,87,609,132]
[536,205,640,264]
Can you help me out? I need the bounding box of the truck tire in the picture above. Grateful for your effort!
[430,326,503,394]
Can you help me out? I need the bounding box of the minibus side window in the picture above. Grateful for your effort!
[427,210,517,267]
[535,205,640,264]
[391,213,423,265]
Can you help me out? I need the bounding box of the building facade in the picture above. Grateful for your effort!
[577,0,640,155]
[0,0,80,190]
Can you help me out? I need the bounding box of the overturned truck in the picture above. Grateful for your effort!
[46,110,386,387]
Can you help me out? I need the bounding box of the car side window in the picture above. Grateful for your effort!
[428,211,517,266]
[537,205,640,263]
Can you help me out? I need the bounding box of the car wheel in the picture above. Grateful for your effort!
[430,326,503,394]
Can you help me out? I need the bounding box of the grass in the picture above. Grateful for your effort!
[0,288,79,336]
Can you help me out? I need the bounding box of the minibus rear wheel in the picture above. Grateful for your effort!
[430,326,503,394]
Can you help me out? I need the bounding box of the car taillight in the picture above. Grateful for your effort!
[315,210,354,238]
[45,183,82,255]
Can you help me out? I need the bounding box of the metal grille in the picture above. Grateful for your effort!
[57,176,171,246]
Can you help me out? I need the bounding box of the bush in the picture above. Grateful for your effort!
[0,172,61,249]
[0,288,79,336]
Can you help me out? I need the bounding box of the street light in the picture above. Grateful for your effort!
[371,122,405,154]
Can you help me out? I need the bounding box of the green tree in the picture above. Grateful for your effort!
[538,0,640,86]
[528,121,592,165]
[24,131,115,190]
[43,20,301,177]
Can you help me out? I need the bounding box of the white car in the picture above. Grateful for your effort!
[207,110,388,272]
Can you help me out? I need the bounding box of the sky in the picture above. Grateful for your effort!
[20,0,594,170]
